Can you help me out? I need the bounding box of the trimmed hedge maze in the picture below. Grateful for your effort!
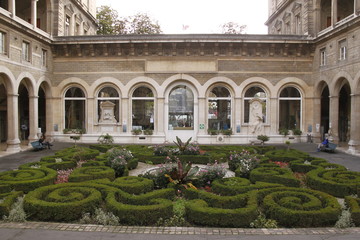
[1,144,360,227]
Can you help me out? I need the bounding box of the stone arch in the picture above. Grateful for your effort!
[126,77,160,98]
[0,66,16,94]
[90,77,124,98]
[239,77,273,98]
[55,77,90,98]
[162,74,201,98]
[201,77,237,98]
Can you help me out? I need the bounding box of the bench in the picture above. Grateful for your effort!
[31,141,45,151]
[320,142,337,153]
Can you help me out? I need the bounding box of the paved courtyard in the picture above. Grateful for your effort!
[0,142,360,240]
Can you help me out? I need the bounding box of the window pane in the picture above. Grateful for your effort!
[210,86,230,98]
[98,87,119,98]
[169,86,194,130]
[280,87,301,97]
[208,99,231,130]
[133,87,154,97]
[65,100,85,129]
[65,87,85,98]
[245,87,266,98]
[279,100,301,130]
[132,100,154,130]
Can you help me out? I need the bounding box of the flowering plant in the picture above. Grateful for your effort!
[153,145,173,156]
[107,148,133,177]
[229,150,260,178]
[193,161,226,187]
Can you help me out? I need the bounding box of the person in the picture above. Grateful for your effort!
[317,137,329,152]
[39,134,53,149]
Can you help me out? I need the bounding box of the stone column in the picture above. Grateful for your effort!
[45,96,54,135]
[269,97,278,136]
[27,95,39,143]
[31,0,38,27]
[6,94,21,152]
[331,0,338,26]
[198,97,206,135]
[86,97,94,134]
[355,0,360,15]
[122,97,129,133]
[8,0,15,17]
[156,97,165,135]
[329,95,339,143]
[348,94,360,154]
[312,97,322,142]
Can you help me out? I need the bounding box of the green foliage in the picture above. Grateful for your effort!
[0,192,23,217]
[292,129,302,135]
[156,198,188,227]
[345,196,360,226]
[250,212,278,228]
[2,196,27,222]
[250,166,301,187]
[279,128,289,136]
[335,209,355,228]
[143,129,153,135]
[229,150,260,177]
[306,167,360,197]
[257,135,269,143]
[80,208,120,226]
[258,187,341,227]
[131,128,142,135]
[173,136,192,154]
[107,148,134,177]
[97,133,114,145]
[0,167,57,193]
[68,166,115,182]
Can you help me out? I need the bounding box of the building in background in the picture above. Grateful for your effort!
[1,0,360,155]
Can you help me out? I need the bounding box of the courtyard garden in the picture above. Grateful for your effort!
[0,136,360,228]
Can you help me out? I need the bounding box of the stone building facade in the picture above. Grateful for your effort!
[1,0,360,154]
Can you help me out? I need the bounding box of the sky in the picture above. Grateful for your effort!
[96,0,269,34]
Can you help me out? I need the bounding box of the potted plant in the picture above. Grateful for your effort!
[97,133,114,145]
[207,128,218,136]
[257,135,269,145]
[143,129,153,135]
[221,128,232,136]
[131,128,142,135]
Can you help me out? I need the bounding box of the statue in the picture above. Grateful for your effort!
[249,98,264,135]
[99,101,117,123]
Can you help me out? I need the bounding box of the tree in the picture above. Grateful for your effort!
[220,22,247,34]
[96,5,120,35]
[96,6,162,35]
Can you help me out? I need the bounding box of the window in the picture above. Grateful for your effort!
[320,48,326,66]
[0,31,6,55]
[22,41,30,62]
[279,87,302,131]
[65,16,70,36]
[295,14,301,34]
[244,86,267,123]
[339,39,347,60]
[208,86,231,131]
[64,87,86,130]
[168,85,194,130]
[132,87,154,130]
[41,49,47,67]
[97,87,120,123]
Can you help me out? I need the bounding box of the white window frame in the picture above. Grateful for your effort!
[339,40,347,61]
[278,86,303,131]
[65,15,71,36]
[207,86,232,131]
[41,49,47,67]
[131,86,155,130]
[243,86,268,124]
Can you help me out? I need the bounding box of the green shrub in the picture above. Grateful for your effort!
[306,168,360,197]
[249,167,300,187]
[212,177,283,196]
[184,189,258,227]
[250,212,278,228]
[258,187,341,227]
[345,196,360,226]
[80,208,119,226]
[2,196,27,222]
[68,166,115,182]
[265,149,309,162]
[0,168,57,193]
[89,144,114,153]
[335,209,355,228]
[0,191,23,217]
[111,176,154,195]
[106,192,173,225]
[107,148,134,177]
[24,183,103,222]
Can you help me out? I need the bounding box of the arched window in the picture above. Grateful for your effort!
[208,86,231,131]
[279,87,302,130]
[168,85,194,130]
[64,87,86,130]
[244,86,267,123]
[97,87,120,123]
[132,86,154,130]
